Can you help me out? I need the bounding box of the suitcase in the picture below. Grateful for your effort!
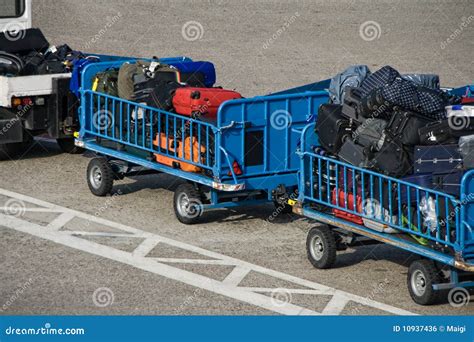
[337,138,369,168]
[341,87,364,122]
[316,104,355,154]
[331,188,363,225]
[400,173,433,203]
[353,119,387,151]
[135,79,182,111]
[459,134,474,169]
[168,61,216,88]
[153,133,206,173]
[370,136,412,177]
[414,144,463,174]
[418,119,454,145]
[446,105,474,137]
[385,110,432,146]
[431,171,463,196]
[172,87,242,119]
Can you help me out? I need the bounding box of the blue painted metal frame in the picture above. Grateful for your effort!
[76,59,330,207]
[296,120,474,287]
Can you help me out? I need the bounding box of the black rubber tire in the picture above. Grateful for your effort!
[306,225,337,269]
[273,200,293,214]
[57,138,84,154]
[407,259,441,305]
[87,158,114,196]
[173,183,203,225]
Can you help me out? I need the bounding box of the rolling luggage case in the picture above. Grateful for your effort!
[331,188,363,225]
[153,133,206,173]
[370,137,412,177]
[172,87,242,119]
[431,171,463,196]
[316,104,354,154]
[414,144,463,174]
[168,61,216,87]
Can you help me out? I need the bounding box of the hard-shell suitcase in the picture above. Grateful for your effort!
[316,104,354,154]
[172,87,242,119]
[168,61,216,88]
[331,188,363,225]
[431,171,463,196]
[414,144,463,174]
[153,133,206,173]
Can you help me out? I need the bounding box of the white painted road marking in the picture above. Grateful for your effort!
[0,188,415,315]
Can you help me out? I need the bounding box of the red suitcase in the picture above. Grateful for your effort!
[172,87,242,119]
[331,188,364,225]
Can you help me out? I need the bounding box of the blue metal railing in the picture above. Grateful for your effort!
[300,151,460,248]
[83,90,217,172]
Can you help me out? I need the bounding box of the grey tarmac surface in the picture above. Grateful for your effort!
[1,0,473,315]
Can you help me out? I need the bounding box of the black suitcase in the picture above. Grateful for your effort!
[414,144,463,174]
[385,110,432,146]
[341,87,364,122]
[337,138,370,167]
[370,136,412,177]
[431,171,463,196]
[418,119,454,145]
[315,104,354,154]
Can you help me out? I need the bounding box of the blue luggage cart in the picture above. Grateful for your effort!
[291,84,474,305]
[75,58,329,224]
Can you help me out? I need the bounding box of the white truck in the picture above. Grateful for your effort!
[0,0,81,158]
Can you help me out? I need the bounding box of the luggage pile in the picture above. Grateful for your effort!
[0,28,84,76]
[92,59,242,173]
[315,65,474,242]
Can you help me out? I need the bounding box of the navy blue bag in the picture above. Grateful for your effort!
[168,61,216,88]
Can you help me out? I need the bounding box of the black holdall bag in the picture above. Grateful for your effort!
[315,104,355,154]
[337,138,371,168]
[0,28,49,55]
[352,118,387,151]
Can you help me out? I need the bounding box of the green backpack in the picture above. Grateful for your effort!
[92,68,119,97]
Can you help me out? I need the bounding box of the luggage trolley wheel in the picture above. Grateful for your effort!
[407,259,442,305]
[87,157,115,196]
[306,225,337,269]
[173,183,203,225]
